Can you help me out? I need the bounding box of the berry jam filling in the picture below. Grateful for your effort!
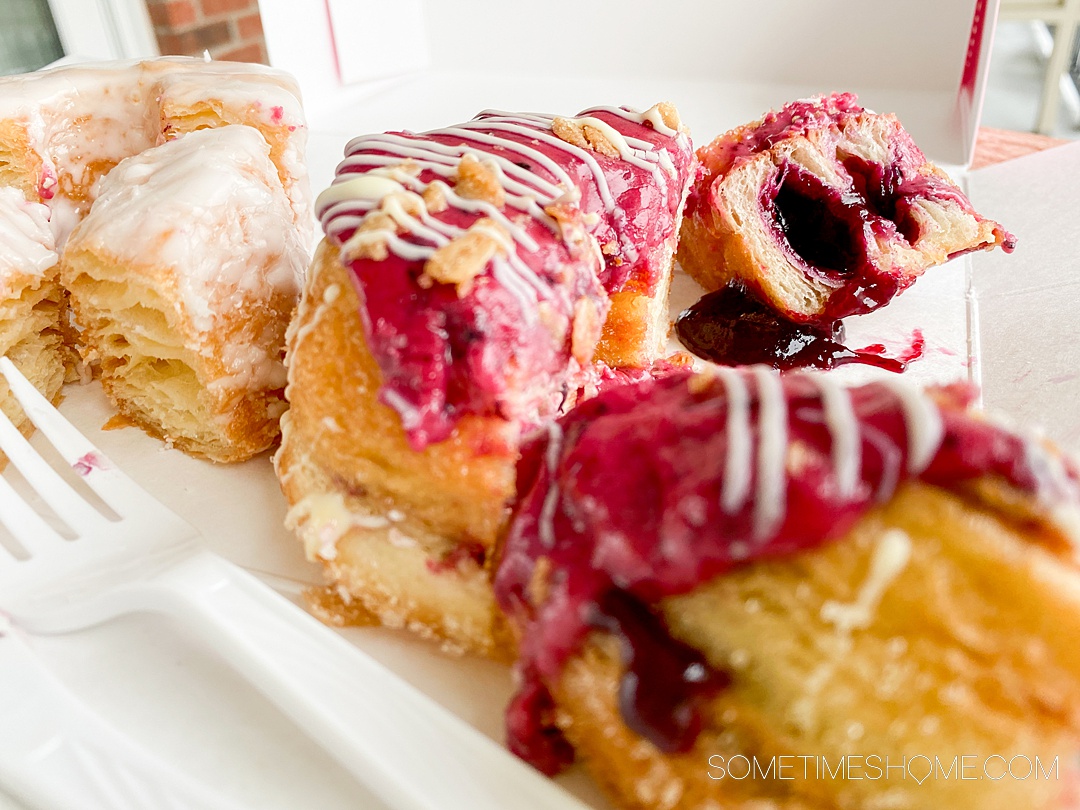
[588,591,729,754]
[675,286,908,372]
[766,161,870,279]
[495,371,1079,773]
[842,154,922,244]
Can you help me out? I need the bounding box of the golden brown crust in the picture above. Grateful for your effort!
[60,241,292,464]
[0,272,69,467]
[549,483,1080,810]
[275,241,519,657]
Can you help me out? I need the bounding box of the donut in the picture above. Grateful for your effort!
[276,104,695,655]
[495,368,1080,809]
[61,126,307,462]
[678,93,1014,323]
[0,56,311,246]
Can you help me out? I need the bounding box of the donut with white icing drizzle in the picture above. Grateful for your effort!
[494,367,1080,810]
[314,103,695,451]
[276,103,695,656]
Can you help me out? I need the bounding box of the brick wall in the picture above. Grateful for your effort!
[145,0,268,64]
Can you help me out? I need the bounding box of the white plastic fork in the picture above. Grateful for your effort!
[0,618,251,810]
[0,356,587,810]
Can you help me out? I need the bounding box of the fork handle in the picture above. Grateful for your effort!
[133,551,585,810]
[0,627,250,810]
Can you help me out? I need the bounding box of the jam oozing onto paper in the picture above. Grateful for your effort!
[675,286,907,372]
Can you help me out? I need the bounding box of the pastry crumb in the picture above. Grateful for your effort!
[423,182,448,213]
[421,218,507,295]
[552,117,620,158]
[453,153,506,208]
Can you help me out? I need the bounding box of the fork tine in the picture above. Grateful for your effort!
[0,392,108,531]
[0,470,67,558]
[0,358,154,518]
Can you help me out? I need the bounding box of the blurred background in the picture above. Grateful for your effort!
[1,0,1078,140]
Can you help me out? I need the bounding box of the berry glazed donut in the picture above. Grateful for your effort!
[495,368,1080,810]
[276,104,695,656]
[678,93,1015,324]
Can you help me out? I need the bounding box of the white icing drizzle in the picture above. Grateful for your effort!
[861,423,904,503]
[321,172,552,313]
[714,367,752,514]
[875,377,945,474]
[319,105,684,294]
[752,366,789,540]
[443,119,621,213]
[341,132,567,200]
[812,374,861,498]
[820,529,912,634]
[579,105,681,138]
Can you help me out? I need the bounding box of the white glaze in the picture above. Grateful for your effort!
[65,126,306,391]
[0,186,57,293]
[285,490,390,563]
[714,366,752,514]
[875,377,945,474]
[813,373,861,498]
[0,56,310,246]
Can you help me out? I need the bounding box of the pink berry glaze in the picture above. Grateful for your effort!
[494,369,1080,774]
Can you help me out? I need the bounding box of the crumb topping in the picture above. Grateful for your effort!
[646,102,686,134]
[422,183,448,214]
[552,116,620,158]
[453,153,506,208]
[421,217,508,295]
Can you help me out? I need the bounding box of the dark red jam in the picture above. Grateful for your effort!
[494,370,1079,774]
[675,286,908,372]
[587,591,730,752]
[323,108,694,449]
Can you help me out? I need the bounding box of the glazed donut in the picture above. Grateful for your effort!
[276,104,695,655]
[678,93,1014,323]
[495,368,1080,809]
[0,56,311,246]
[61,126,307,463]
